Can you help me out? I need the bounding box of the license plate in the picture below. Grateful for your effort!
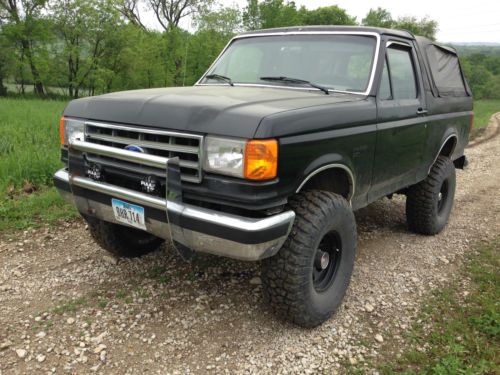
[111,199,146,230]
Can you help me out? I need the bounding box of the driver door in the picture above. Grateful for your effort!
[369,40,427,201]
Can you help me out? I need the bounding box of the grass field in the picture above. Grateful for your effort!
[474,99,500,128]
[0,97,499,232]
[0,98,78,231]
[0,98,67,193]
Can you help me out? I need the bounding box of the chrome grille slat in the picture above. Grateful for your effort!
[86,121,202,139]
[86,133,199,154]
[86,155,199,174]
[84,122,203,184]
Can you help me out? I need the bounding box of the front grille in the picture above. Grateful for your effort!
[84,122,203,183]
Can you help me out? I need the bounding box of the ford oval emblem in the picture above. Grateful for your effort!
[125,145,145,153]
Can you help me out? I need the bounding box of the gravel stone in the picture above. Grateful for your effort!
[15,349,27,359]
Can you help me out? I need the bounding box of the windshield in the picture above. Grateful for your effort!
[201,34,377,93]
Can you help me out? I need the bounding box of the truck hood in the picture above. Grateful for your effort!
[63,86,363,138]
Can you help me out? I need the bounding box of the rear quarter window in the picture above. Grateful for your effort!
[426,45,467,97]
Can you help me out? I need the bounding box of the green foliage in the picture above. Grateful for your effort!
[362,7,393,29]
[242,0,355,30]
[362,7,438,40]
[378,239,500,374]
[299,5,356,26]
[460,52,500,99]
[394,16,438,40]
[0,0,51,94]
[257,0,302,29]
[1,0,495,100]
[50,0,124,98]
[195,6,242,35]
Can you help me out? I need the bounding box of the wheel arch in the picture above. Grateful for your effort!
[428,133,458,173]
[295,164,355,202]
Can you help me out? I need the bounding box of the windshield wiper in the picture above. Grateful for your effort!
[205,74,234,86]
[260,76,330,95]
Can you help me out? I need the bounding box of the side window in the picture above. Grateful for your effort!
[426,45,467,96]
[386,47,417,99]
[379,57,392,100]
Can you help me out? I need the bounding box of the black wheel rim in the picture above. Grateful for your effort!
[312,231,342,293]
[437,180,449,213]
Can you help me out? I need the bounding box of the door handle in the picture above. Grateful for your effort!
[417,108,428,115]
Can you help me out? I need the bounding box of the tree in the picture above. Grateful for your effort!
[0,0,50,95]
[395,16,438,40]
[148,0,214,31]
[243,1,357,31]
[362,8,438,40]
[116,0,147,30]
[194,5,241,36]
[0,27,11,95]
[362,7,393,28]
[258,0,301,29]
[242,0,260,30]
[300,5,356,26]
[242,0,301,30]
[50,0,123,98]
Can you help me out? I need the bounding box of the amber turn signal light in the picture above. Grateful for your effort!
[244,139,278,180]
[59,117,65,145]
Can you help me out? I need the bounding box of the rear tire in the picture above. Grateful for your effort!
[406,156,456,235]
[87,219,164,258]
[261,190,357,328]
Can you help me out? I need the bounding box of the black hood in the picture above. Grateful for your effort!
[63,86,363,138]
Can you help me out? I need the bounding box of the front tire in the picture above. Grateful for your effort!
[87,219,164,258]
[261,190,357,328]
[406,156,456,235]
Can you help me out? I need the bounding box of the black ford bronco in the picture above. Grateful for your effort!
[54,26,473,327]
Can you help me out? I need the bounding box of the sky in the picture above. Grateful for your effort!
[144,0,500,43]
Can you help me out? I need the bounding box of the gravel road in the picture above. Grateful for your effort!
[1,116,499,374]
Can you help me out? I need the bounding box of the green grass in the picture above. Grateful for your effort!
[0,98,67,193]
[0,98,78,232]
[0,187,78,231]
[474,99,500,128]
[378,238,500,374]
[52,297,87,315]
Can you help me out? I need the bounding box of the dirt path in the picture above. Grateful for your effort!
[1,121,499,374]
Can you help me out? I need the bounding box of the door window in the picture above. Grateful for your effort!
[379,57,392,100]
[386,46,418,99]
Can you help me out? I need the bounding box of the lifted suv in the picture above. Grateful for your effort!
[55,26,473,327]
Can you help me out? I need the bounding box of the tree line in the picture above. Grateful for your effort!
[455,45,500,100]
[0,0,497,99]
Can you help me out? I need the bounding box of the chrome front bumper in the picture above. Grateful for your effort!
[54,141,295,261]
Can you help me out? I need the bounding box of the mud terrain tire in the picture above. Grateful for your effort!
[262,190,357,328]
[406,156,456,235]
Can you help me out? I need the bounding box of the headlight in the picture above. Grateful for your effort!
[204,136,246,177]
[59,117,85,145]
[204,136,278,180]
